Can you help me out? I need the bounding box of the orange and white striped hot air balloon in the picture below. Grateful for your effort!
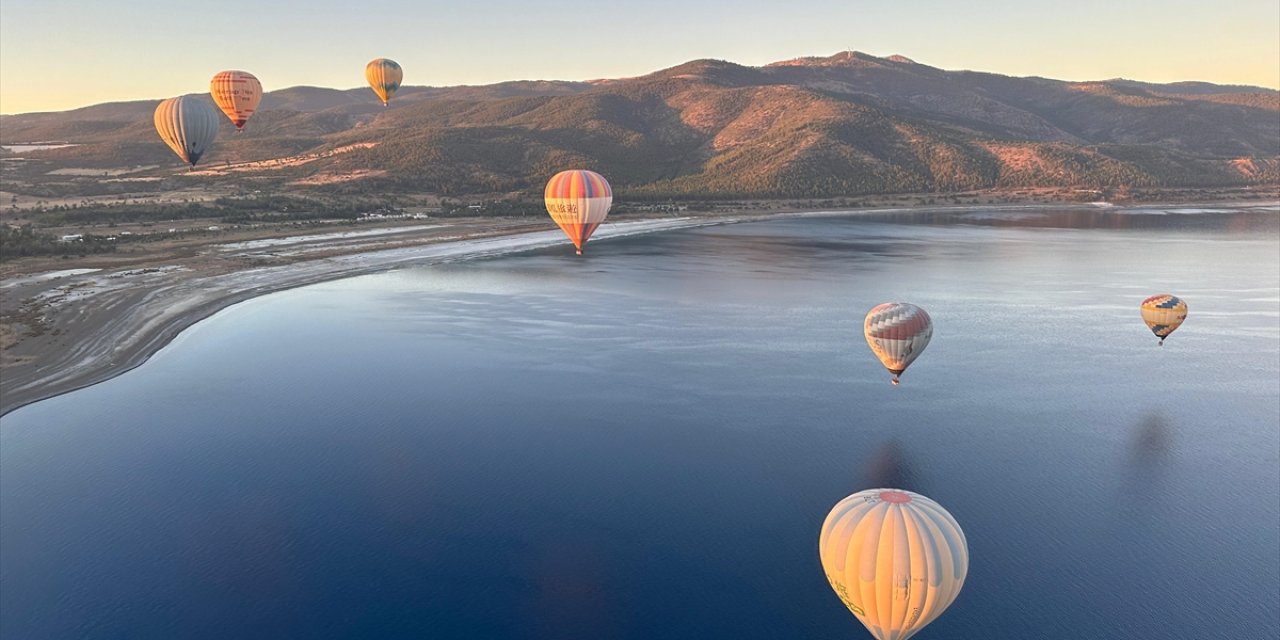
[1140,294,1187,346]
[820,488,968,640]
[864,303,933,385]
[209,70,262,130]
[544,170,613,256]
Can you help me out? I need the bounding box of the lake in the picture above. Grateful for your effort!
[2,206,1278,639]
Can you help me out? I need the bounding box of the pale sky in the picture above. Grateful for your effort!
[2,0,1277,114]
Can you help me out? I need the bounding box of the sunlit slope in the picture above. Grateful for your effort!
[3,52,1276,196]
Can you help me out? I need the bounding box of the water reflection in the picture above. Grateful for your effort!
[851,207,1279,232]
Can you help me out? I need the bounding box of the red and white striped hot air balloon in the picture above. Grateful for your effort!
[864,303,933,385]
[544,170,612,256]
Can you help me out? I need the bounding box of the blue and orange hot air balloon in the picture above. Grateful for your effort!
[544,170,613,256]
[1140,294,1187,346]
[365,58,403,106]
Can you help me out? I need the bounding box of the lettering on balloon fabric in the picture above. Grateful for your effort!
[826,573,865,616]
[548,203,580,215]
[907,604,923,627]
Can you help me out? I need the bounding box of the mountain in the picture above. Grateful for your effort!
[3,52,1277,198]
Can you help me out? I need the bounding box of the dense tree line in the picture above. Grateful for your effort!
[0,225,117,260]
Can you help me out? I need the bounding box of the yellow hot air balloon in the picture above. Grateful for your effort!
[544,170,613,256]
[153,96,220,168]
[209,70,263,130]
[864,303,933,385]
[365,58,403,106]
[1140,294,1187,346]
[820,489,968,640]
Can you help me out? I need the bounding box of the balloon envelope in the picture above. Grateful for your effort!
[820,488,968,640]
[1140,294,1187,345]
[209,70,262,129]
[544,170,613,255]
[153,96,220,167]
[864,303,933,383]
[365,58,403,105]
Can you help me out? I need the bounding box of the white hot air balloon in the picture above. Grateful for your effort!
[864,303,933,385]
[153,96,220,168]
[819,488,968,640]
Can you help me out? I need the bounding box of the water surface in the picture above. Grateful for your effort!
[3,206,1278,639]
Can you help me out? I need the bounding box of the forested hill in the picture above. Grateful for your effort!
[3,52,1277,198]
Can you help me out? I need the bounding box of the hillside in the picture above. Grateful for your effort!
[3,52,1277,199]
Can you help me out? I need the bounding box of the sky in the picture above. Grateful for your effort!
[1,0,1277,114]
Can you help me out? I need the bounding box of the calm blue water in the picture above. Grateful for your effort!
[3,207,1278,639]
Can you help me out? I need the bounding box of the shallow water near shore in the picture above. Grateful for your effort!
[2,206,1278,639]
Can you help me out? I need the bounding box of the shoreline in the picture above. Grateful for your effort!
[2,200,1276,417]
[0,215,753,416]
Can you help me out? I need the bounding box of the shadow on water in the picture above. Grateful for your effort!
[1130,412,1174,464]
[861,438,925,493]
[1120,412,1175,504]
[522,537,625,639]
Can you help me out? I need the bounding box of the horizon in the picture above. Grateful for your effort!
[2,0,1277,115]
[2,50,1277,118]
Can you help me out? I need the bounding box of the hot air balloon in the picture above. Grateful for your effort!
[365,58,403,106]
[1140,294,1187,346]
[864,303,933,385]
[819,488,968,640]
[153,96,220,168]
[209,70,262,130]
[544,170,613,256]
